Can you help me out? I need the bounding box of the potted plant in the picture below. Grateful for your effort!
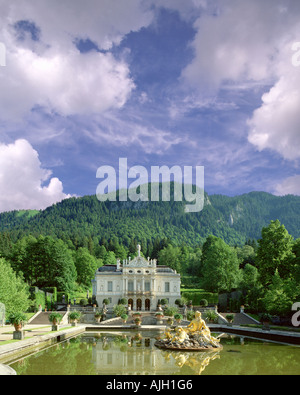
[48,312,63,330]
[121,314,128,324]
[205,310,218,323]
[9,312,27,332]
[69,311,81,326]
[132,311,141,319]
[260,313,272,330]
[94,310,102,323]
[226,314,234,326]
[155,312,164,325]
[113,304,127,318]
[174,313,183,324]
[134,317,141,326]
[164,306,178,318]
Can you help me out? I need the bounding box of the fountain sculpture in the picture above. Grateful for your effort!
[155,311,223,351]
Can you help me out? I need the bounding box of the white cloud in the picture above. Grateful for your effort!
[179,0,300,162]
[274,175,300,196]
[0,0,153,52]
[84,112,185,155]
[247,48,300,160]
[0,47,135,119]
[0,139,71,212]
[181,0,284,93]
[0,0,155,120]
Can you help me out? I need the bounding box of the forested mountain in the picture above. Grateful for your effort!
[0,187,299,249]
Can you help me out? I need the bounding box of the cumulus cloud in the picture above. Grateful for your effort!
[179,0,300,163]
[0,0,155,120]
[247,47,300,161]
[181,0,285,93]
[0,0,153,52]
[274,175,300,196]
[0,139,71,212]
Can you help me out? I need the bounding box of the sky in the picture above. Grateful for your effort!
[0,0,300,212]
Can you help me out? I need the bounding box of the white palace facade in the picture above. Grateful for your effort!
[92,245,181,311]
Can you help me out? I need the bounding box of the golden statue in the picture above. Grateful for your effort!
[155,310,222,351]
[185,311,220,347]
[171,327,188,344]
[163,327,173,340]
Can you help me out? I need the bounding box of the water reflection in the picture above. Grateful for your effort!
[91,332,221,375]
[9,331,300,375]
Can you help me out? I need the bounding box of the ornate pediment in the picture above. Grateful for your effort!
[122,244,157,268]
[128,256,149,267]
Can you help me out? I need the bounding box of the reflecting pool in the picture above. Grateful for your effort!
[9,331,300,375]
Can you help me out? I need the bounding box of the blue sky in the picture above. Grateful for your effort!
[0,0,300,212]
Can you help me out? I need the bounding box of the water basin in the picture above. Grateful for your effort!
[8,331,300,375]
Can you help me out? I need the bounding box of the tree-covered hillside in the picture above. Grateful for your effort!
[0,187,299,248]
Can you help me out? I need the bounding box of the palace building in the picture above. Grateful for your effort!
[92,245,181,311]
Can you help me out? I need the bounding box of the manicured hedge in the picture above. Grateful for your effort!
[181,290,218,305]
[29,286,57,311]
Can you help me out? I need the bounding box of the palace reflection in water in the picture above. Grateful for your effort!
[10,331,300,375]
[90,331,221,375]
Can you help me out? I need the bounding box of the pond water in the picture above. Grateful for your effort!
[9,331,300,375]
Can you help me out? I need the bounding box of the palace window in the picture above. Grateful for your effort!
[108,281,113,292]
[145,282,151,292]
[128,281,134,292]
[165,282,170,293]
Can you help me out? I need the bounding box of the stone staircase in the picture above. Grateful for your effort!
[28,311,68,325]
[28,312,52,325]
[99,312,157,326]
[219,312,258,326]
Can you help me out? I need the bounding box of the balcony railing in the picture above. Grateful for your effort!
[125,291,153,297]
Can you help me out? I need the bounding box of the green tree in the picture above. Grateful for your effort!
[186,247,202,277]
[201,235,241,293]
[158,245,181,272]
[0,258,30,315]
[236,244,256,268]
[104,250,116,265]
[0,232,12,258]
[11,236,77,293]
[240,263,259,292]
[262,270,295,315]
[291,238,300,283]
[74,247,98,288]
[9,235,37,280]
[256,220,294,285]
